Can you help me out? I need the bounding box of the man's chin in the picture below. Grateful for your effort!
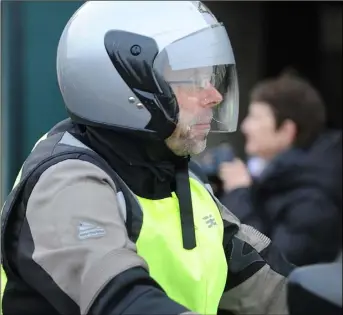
[165,135,207,157]
[189,139,207,156]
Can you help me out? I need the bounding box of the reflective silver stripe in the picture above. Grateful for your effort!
[116,191,127,222]
[59,132,92,151]
[241,224,271,250]
[205,183,214,195]
[111,173,144,220]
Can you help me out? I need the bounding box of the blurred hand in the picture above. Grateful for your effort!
[219,158,252,192]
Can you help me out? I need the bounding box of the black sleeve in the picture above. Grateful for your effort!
[271,194,341,266]
[88,267,190,315]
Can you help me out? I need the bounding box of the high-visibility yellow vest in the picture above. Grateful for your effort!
[135,178,227,314]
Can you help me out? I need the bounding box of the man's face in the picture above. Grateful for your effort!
[241,102,295,160]
[165,68,223,156]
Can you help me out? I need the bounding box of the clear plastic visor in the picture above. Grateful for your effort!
[153,23,239,133]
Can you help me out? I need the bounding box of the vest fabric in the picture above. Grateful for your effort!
[1,119,227,314]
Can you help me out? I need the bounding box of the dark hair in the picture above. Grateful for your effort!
[250,69,327,148]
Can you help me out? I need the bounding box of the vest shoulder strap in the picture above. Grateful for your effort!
[188,159,214,195]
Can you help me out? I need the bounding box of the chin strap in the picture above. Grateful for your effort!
[175,156,197,250]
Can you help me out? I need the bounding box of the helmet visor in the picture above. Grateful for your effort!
[153,23,239,133]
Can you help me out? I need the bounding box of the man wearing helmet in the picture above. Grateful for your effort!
[1,2,293,315]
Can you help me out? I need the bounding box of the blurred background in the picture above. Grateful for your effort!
[0,0,342,203]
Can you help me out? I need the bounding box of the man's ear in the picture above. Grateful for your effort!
[279,119,297,146]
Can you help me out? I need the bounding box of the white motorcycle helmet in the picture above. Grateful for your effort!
[57,1,239,140]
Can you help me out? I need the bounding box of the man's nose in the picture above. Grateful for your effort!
[201,84,223,107]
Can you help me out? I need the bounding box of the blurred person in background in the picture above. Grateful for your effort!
[246,155,267,179]
[197,145,267,199]
[219,70,342,266]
